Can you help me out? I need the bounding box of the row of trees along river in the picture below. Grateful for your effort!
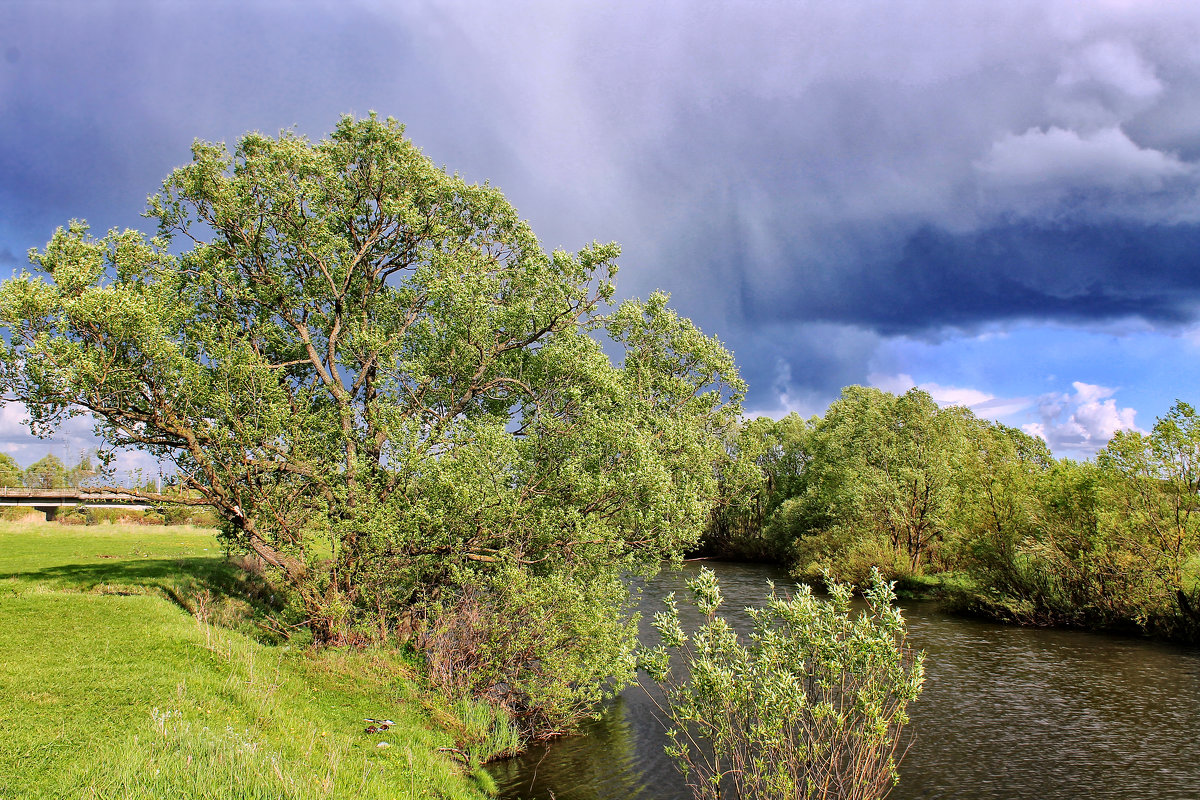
[1,115,1196,798]
[488,394,1200,798]
[705,386,1200,642]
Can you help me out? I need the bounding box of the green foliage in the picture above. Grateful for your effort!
[946,457,1114,626]
[23,453,68,489]
[0,115,742,732]
[770,387,970,579]
[942,421,1065,621]
[442,698,523,767]
[709,383,1200,640]
[704,413,813,559]
[640,568,924,800]
[1096,401,1200,635]
[0,452,21,487]
[160,503,221,526]
[949,421,1051,568]
[0,505,39,520]
[419,564,637,740]
[792,523,917,587]
[940,402,1200,638]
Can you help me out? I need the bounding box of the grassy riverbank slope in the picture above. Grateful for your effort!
[0,519,494,799]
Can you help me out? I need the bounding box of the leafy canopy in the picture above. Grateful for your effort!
[23,454,68,490]
[0,453,21,488]
[0,115,744,652]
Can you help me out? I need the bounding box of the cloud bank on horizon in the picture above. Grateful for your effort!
[2,0,1200,465]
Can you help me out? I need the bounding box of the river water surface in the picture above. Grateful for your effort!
[489,561,1200,800]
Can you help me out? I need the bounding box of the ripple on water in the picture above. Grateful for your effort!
[491,562,1200,800]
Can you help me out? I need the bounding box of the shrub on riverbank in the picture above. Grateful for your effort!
[640,568,924,800]
[421,565,636,740]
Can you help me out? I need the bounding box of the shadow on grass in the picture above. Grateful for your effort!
[1,557,301,643]
[4,556,227,589]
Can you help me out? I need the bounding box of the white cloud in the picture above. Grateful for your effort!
[920,382,997,409]
[980,126,1189,186]
[1022,381,1140,455]
[974,124,1200,224]
[867,373,1032,418]
[0,399,161,481]
[975,125,1198,223]
[1056,39,1163,101]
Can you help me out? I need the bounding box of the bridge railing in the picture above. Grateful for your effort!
[0,487,164,502]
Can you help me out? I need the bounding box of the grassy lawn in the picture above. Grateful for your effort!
[0,519,498,799]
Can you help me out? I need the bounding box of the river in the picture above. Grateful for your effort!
[488,561,1200,800]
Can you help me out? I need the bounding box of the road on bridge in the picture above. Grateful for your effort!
[0,487,156,519]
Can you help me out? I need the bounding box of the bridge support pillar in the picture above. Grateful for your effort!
[34,506,58,522]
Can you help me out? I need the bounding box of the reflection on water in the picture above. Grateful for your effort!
[491,562,1200,800]
[487,696,654,800]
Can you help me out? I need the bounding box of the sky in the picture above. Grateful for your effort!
[3,0,1200,476]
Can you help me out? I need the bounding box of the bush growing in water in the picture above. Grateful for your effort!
[640,568,924,800]
[419,564,637,740]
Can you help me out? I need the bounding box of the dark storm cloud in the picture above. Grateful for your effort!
[720,322,884,416]
[741,221,1200,336]
[5,0,1200,416]
[0,1,518,246]
[585,5,1200,327]
[507,0,1200,408]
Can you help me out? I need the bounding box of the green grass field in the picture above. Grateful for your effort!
[0,519,499,799]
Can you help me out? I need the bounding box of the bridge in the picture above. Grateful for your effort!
[0,487,154,520]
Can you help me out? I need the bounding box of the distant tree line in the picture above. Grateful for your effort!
[705,387,1200,641]
[0,452,99,490]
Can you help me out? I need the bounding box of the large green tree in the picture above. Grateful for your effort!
[23,454,68,489]
[704,412,814,559]
[949,421,1051,571]
[0,452,22,488]
[786,387,969,577]
[1098,401,1200,633]
[0,116,743,701]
